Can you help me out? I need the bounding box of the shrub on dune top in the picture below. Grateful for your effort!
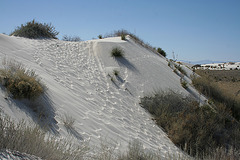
[157,48,167,57]
[62,35,82,42]
[98,35,103,39]
[10,19,59,39]
[0,59,45,100]
[105,29,166,56]
[121,34,126,40]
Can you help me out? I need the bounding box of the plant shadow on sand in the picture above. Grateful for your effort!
[6,92,59,135]
[116,57,138,73]
[116,75,125,83]
[66,126,84,141]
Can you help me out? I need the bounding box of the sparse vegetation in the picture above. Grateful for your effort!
[10,19,59,39]
[113,70,119,76]
[0,111,87,160]
[118,140,159,160]
[111,77,115,82]
[0,59,45,100]
[62,114,75,130]
[111,47,124,58]
[140,91,240,158]
[193,70,240,121]
[181,80,188,89]
[62,35,82,42]
[105,29,165,56]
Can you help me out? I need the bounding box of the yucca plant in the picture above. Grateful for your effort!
[111,47,124,58]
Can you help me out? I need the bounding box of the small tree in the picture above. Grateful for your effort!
[157,48,167,57]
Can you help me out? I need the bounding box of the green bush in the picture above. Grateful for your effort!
[157,48,167,57]
[0,59,44,100]
[140,91,240,157]
[111,47,124,58]
[121,34,126,40]
[10,19,59,39]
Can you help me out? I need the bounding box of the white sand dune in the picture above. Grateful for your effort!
[195,62,240,70]
[0,34,198,157]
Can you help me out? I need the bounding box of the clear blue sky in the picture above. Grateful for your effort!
[1,0,239,62]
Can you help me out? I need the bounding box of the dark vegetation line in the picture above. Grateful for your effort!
[140,90,240,159]
[192,70,240,121]
[104,29,167,57]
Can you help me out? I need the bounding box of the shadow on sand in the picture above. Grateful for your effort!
[6,92,59,135]
[65,126,84,141]
[116,57,138,72]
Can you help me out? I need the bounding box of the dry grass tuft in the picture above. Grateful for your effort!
[61,114,75,130]
[0,59,45,100]
[193,70,240,121]
[140,91,240,158]
[0,111,88,159]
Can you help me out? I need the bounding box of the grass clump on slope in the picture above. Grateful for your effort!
[140,91,240,158]
[0,111,87,160]
[111,47,124,58]
[10,19,59,39]
[0,59,45,100]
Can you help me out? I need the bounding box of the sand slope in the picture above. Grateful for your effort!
[0,34,193,157]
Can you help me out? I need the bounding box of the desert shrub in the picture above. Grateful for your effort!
[0,112,87,159]
[118,140,157,160]
[121,34,126,40]
[181,80,188,89]
[0,59,45,100]
[140,91,240,157]
[111,47,124,58]
[105,29,162,55]
[62,35,82,42]
[192,75,240,121]
[157,48,167,57]
[10,19,59,39]
[98,35,103,39]
[202,147,240,160]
